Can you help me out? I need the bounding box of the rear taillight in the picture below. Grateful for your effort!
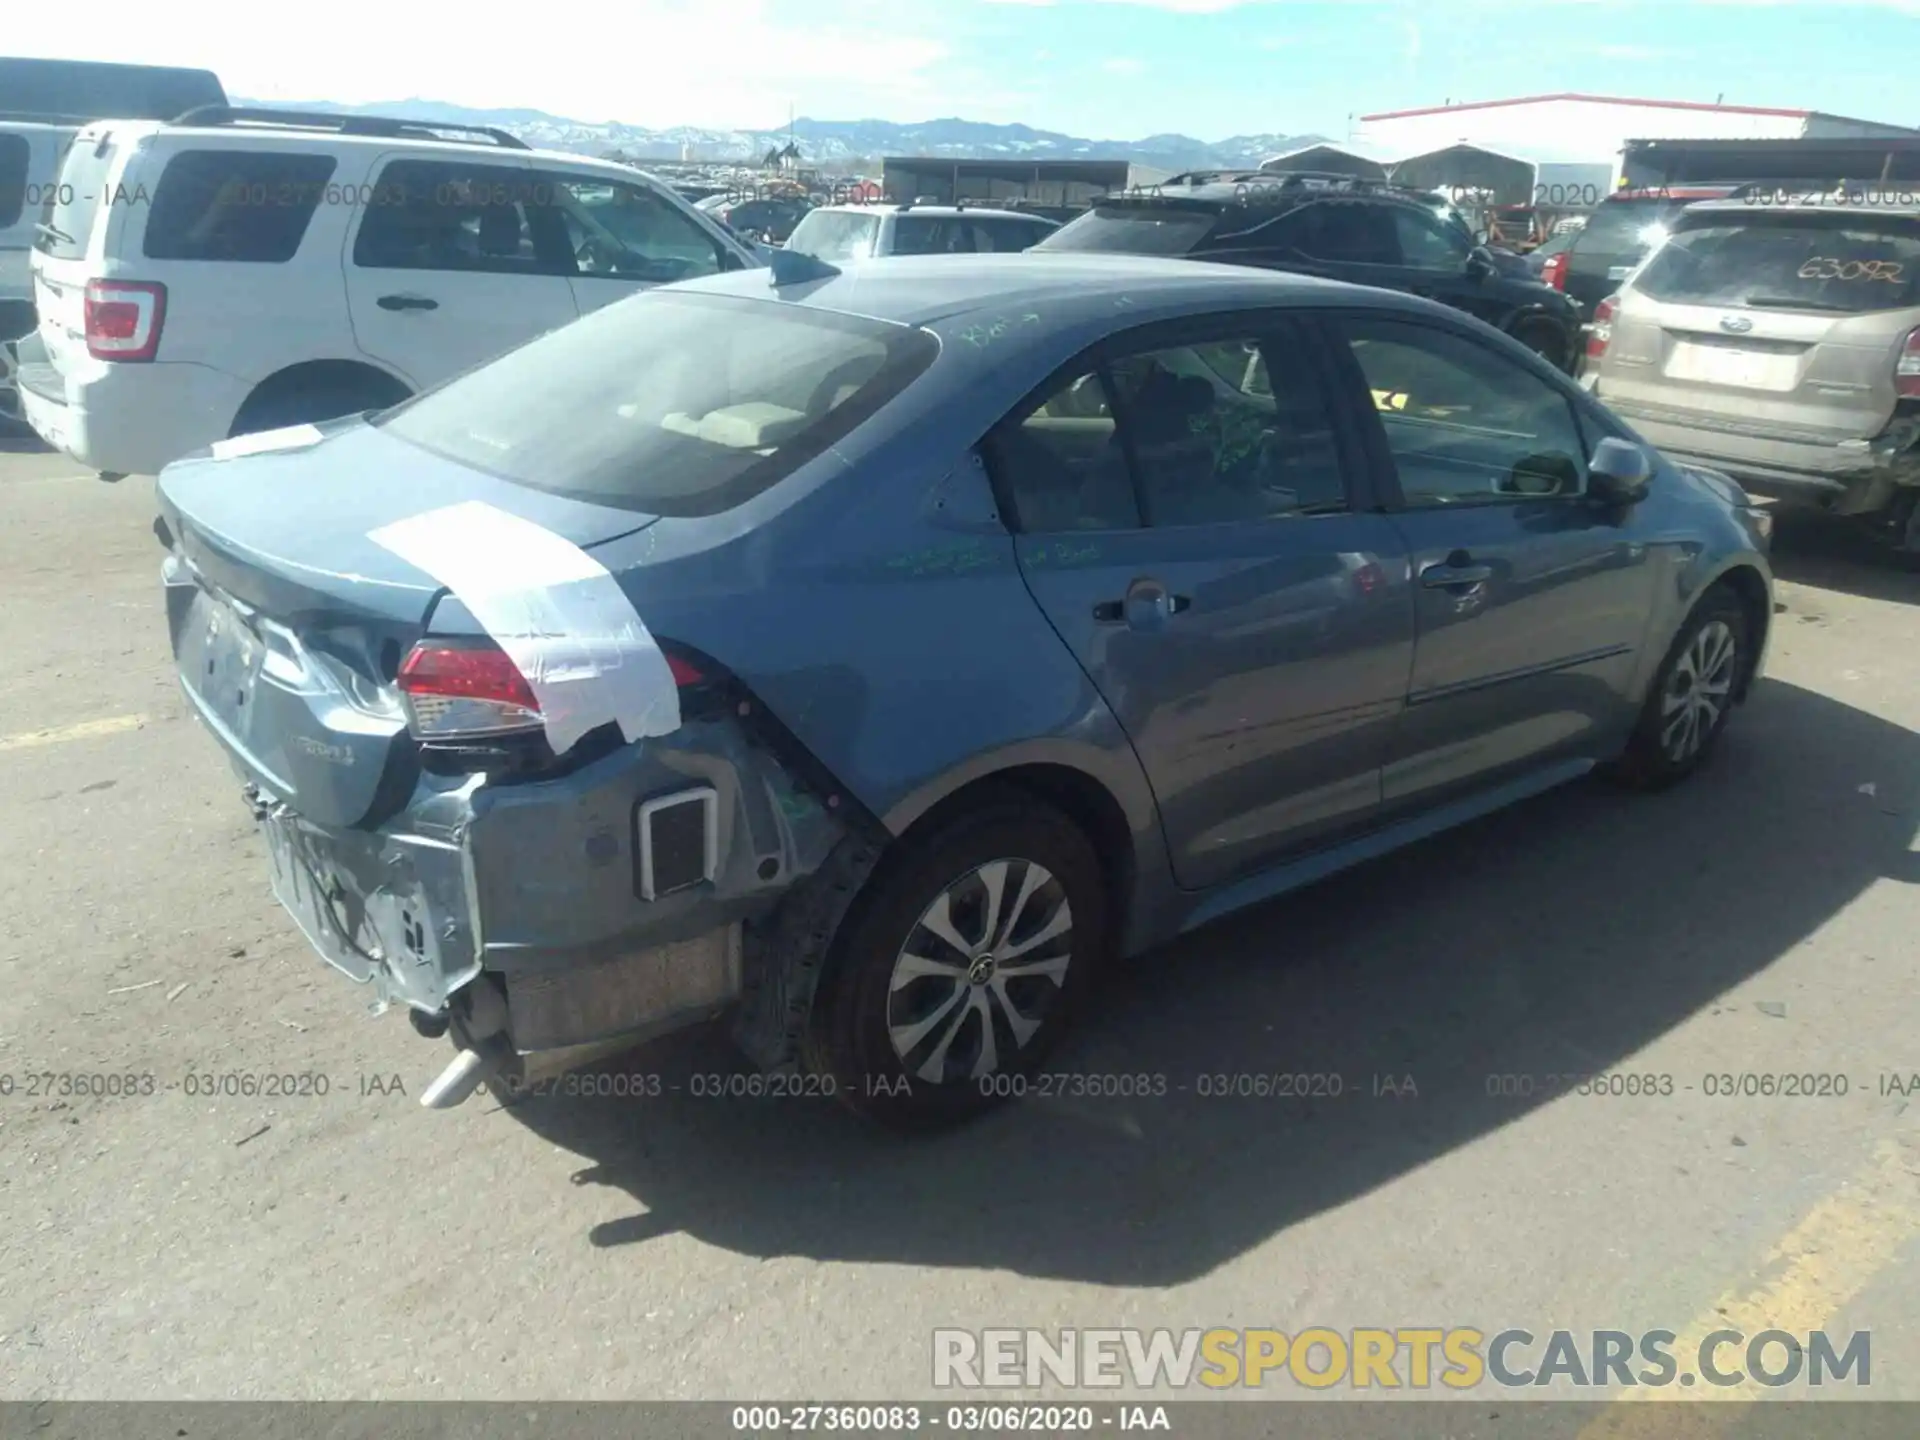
[84,279,166,362]
[397,642,542,739]
[1540,251,1567,291]
[395,640,710,742]
[1586,294,1619,362]
[1897,326,1920,400]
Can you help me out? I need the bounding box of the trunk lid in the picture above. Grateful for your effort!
[158,416,658,828]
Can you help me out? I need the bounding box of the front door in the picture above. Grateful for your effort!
[343,153,580,391]
[1325,312,1660,810]
[990,313,1416,892]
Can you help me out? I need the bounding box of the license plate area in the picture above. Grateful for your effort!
[1665,341,1799,391]
[262,811,383,985]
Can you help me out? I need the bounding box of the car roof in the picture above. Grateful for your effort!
[1678,194,1920,218]
[65,116,654,180]
[807,203,1045,221]
[672,250,1394,327]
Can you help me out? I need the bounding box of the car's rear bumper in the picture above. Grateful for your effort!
[16,338,246,474]
[1603,398,1920,510]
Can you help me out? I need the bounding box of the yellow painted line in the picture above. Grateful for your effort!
[1576,1137,1920,1439]
[0,713,148,753]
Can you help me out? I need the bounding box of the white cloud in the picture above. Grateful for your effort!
[8,0,951,130]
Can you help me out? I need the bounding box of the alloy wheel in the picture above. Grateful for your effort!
[885,858,1074,1084]
[1660,619,1739,764]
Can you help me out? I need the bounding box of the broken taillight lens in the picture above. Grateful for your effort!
[396,641,543,740]
[395,641,712,743]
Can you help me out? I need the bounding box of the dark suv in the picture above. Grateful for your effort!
[1035,173,1584,370]
[1543,185,1746,318]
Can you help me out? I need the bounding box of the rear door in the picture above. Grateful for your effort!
[1327,312,1659,810]
[992,311,1415,892]
[890,214,976,256]
[967,216,1056,253]
[1601,208,1920,445]
[343,153,580,390]
[548,172,734,316]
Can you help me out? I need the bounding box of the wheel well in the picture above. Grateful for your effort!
[899,764,1136,937]
[230,360,412,436]
[1710,565,1771,700]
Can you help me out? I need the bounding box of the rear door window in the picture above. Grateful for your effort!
[35,135,115,260]
[142,150,338,262]
[1635,212,1920,312]
[354,160,570,275]
[0,134,29,228]
[892,216,974,255]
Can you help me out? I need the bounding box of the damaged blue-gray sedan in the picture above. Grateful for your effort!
[155,249,1776,1128]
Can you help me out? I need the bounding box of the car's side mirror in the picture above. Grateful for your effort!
[1588,437,1653,505]
[1465,247,1496,280]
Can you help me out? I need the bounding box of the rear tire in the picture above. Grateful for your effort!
[802,791,1109,1132]
[1605,586,1751,791]
[229,376,407,439]
[1512,318,1571,372]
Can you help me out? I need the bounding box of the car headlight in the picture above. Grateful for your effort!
[1742,505,1774,548]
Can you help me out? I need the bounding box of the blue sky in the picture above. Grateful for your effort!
[13,0,1920,139]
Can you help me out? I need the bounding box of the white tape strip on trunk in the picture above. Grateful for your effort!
[208,423,325,460]
[367,500,681,755]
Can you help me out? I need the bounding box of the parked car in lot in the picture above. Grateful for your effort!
[154,250,1774,1128]
[1588,191,1920,552]
[16,105,761,477]
[1,118,81,430]
[710,195,813,244]
[1034,174,1585,371]
[1546,185,1745,317]
[783,202,1058,262]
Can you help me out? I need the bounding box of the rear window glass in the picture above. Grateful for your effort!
[143,150,339,263]
[1636,212,1920,313]
[35,136,115,260]
[1574,197,1694,261]
[785,210,878,262]
[1038,206,1217,256]
[375,291,941,517]
[0,133,28,228]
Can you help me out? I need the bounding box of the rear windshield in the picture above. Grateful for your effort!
[785,211,879,262]
[1037,205,1218,256]
[0,133,28,229]
[1574,196,1703,262]
[143,150,339,263]
[35,135,115,260]
[375,291,941,517]
[1635,211,1920,313]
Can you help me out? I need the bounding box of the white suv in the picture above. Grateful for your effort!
[18,106,762,476]
[783,202,1058,264]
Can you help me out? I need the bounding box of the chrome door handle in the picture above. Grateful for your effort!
[1420,561,1493,589]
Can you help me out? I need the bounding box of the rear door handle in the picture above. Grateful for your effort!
[1420,560,1494,589]
[377,294,438,311]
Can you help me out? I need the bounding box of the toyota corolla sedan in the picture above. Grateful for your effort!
[155,250,1775,1130]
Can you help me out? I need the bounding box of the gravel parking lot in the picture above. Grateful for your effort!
[2,440,1917,1413]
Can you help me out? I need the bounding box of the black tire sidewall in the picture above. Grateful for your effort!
[1621,589,1751,788]
[807,798,1109,1129]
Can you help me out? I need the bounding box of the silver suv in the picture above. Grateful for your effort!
[783,202,1057,263]
[1589,191,1920,550]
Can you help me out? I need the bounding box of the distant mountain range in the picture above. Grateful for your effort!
[235,98,1330,173]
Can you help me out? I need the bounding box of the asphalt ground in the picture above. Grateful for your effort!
[1,441,1916,1430]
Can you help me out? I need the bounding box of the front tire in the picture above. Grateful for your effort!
[803,792,1109,1131]
[1608,586,1750,790]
